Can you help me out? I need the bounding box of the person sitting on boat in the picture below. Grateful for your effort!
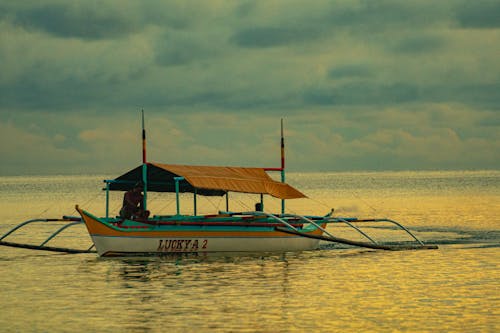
[119,182,150,219]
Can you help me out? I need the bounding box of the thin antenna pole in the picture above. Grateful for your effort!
[141,110,148,211]
[281,118,285,170]
[142,109,146,164]
[281,118,285,214]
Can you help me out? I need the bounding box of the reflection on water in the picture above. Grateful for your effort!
[0,171,499,332]
[4,248,491,332]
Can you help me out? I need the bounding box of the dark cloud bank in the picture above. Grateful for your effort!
[0,1,499,174]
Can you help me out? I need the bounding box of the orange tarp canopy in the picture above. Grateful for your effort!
[152,163,307,200]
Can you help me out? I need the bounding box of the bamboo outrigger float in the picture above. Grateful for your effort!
[1,114,437,256]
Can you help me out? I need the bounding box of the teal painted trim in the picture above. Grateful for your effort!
[104,179,172,186]
[84,209,326,234]
[104,179,136,184]
[174,177,185,215]
[96,233,298,240]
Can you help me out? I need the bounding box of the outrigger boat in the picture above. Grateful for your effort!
[1,114,437,256]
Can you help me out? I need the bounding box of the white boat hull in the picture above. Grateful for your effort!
[77,206,326,256]
[91,234,321,256]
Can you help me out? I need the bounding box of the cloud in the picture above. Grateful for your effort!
[230,26,320,48]
[0,0,217,40]
[324,1,447,31]
[328,64,375,79]
[285,110,500,171]
[228,1,452,49]
[155,31,220,67]
[303,81,421,106]
[455,0,500,29]
[3,2,142,40]
[1,103,498,175]
[0,1,499,174]
[388,34,445,54]
[0,121,87,174]
[0,19,154,110]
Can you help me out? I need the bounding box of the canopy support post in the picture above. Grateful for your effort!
[142,163,148,211]
[105,181,110,219]
[226,192,229,211]
[260,194,264,211]
[194,188,197,216]
[174,177,184,215]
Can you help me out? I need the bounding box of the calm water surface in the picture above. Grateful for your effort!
[0,171,499,332]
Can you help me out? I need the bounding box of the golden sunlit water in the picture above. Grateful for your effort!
[0,171,498,332]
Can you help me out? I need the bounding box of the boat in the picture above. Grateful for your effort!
[75,163,325,256]
[1,114,437,256]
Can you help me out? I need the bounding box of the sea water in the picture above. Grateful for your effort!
[0,171,498,332]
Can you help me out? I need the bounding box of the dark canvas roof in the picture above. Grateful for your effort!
[108,162,307,199]
[108,163,225,196]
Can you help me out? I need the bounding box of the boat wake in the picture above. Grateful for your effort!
[414,226,499,245]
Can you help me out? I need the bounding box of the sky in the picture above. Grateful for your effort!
[0,0,499,175]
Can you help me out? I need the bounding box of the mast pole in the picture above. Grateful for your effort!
[141,110,148,211]
[142,109,147,164]
[281,118,285,214]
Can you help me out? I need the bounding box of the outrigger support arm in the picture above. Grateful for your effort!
[275,227,438,251]
[0,217,96,254]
